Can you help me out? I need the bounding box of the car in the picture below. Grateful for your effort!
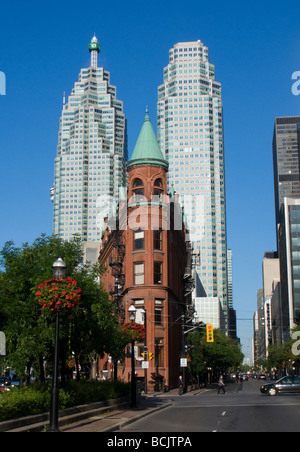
[0,384,10,393]
[260,375,300,396]
[258,374,267,380]
[240,374,248,381]
[9,379,21,389]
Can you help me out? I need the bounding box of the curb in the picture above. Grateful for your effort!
[1,397,130,433]
[100,401,173,433]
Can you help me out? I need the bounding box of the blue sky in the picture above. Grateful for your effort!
[1,0,300,360]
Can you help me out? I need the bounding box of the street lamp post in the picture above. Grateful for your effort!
[48,257,66,433]
[181,314,186,394]
[141,309,147,394]
[128,304,137,408]
[113,277,123,381]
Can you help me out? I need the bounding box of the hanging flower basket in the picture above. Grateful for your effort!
[122,323,145,342]
[68,358,76,369]
[36,277,81,312]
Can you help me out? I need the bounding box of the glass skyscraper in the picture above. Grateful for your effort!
[278,198,300,338]
[52,36,127,259]
[273,117,300,337]
[157,41,228,327]
[273,116,300,230]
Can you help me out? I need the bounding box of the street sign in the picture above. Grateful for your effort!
[180,358,187,368]
[142,361,149,369]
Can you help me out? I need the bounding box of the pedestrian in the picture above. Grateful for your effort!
[178,375,184,395]
[217,375,226,394]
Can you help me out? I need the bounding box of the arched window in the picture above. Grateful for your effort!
[154,179,163,188]
[153,179,163,196]
[133,178,144,188]
[132,178,144,197]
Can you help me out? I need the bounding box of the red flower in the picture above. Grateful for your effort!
[36,277,81,313]
[123,323,145,342]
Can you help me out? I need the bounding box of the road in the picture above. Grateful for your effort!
[121,379,300,432]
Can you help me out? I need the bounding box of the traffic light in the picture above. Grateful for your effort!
[206,324,214,343]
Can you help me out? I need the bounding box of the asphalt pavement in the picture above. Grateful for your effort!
[120,379,300,433]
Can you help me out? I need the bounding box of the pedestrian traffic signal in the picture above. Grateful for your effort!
[206,324,214,343]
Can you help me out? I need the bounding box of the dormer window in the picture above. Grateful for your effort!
[134,178,144,188]
[132,178,144,200]
[153,179,163,196]
[133,178,144,195]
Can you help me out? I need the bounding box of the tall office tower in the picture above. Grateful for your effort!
[227,249,233,309]
[278,198,300,337]
[52,36,127,262]
[273,116,300,231]
[227,248,237,339]
[157,41,228,328]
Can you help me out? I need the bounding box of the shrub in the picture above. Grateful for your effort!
[0,380,130,422]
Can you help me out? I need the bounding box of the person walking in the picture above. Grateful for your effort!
[217,375,226,394]
[178,375,184,395]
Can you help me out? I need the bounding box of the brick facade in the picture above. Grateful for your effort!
[98,111,192,391]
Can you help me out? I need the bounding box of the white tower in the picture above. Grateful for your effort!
[89,35,100,68]
[157,41,229,330]
[52,37,128,262]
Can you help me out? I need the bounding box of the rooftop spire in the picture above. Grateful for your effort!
[127,108,168,171]
[89,34,100,68]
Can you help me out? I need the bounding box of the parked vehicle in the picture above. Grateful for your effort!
[260,376,300,396]
[0,381,10,393]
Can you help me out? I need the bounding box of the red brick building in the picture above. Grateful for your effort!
[99,109,193,391]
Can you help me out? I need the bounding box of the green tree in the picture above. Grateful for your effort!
[0,234,127,383]
[187,326,244,376]
[266,344,287,371]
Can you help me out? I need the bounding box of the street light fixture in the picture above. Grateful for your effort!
[128,304,137,322]
[48,257,66,432]
[128,304,137,407]
[52,257,67,280]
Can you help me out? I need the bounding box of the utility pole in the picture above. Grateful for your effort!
[109,225,125,380]
[181,314,186,393]
[143,309,148,394]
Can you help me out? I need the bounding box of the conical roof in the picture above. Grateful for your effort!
[127,108,168,171]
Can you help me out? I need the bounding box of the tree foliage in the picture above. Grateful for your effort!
[265,326,300,372]
[0,234,127,382]
[186,326,244,374]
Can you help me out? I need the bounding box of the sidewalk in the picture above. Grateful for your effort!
[1,385,212,432]
[61,396,172,433]
[61,386,209,432]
